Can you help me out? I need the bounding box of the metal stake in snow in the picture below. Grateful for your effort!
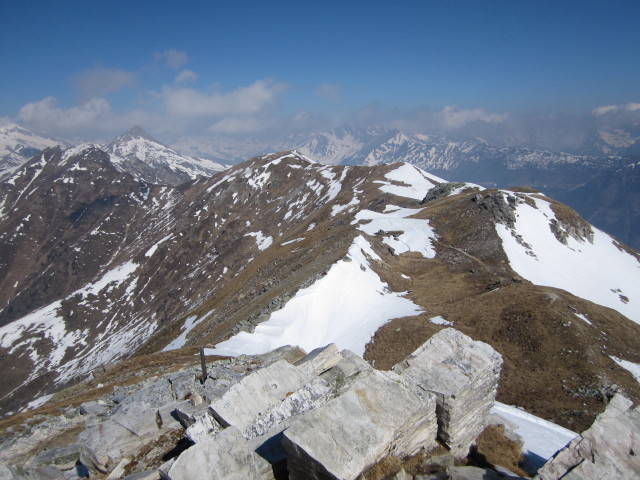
[200,348,207,384]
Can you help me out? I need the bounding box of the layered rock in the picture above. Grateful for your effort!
[394,328,503,456]
[1,333,508,480]
[282,369,438,480]
[536,393,640,479]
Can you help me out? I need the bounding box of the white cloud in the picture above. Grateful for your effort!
[156,49,188,69]
[73,67,136,99]
[175,69,198,83]
[438,105,507,129]
[18,97,111,132]
[162,80,286,117]
[592,102,640,116]
[315,83,341,101]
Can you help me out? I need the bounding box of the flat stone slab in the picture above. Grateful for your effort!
[167,426,272,480]
[209,360,308,431]
[295,344,342,377]
[283,368,438,480]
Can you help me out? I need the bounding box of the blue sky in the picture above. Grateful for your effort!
[1,0,639,146]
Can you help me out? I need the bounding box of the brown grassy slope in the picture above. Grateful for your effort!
[364,190,640,432]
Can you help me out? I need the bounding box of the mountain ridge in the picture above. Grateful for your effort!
[1,147,639,434]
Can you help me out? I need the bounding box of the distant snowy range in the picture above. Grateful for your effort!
[2,122,640,249]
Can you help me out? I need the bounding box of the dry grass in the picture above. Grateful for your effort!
[471,425,528,477]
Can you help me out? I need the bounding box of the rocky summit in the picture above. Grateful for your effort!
[1,331,637,479]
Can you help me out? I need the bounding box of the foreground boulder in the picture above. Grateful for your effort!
[535,392,640,479]
[395,328,503,456]
[282,368,438,480]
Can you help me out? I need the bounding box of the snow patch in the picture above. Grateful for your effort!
[354,205,436,258]
[162,313,211,351]
[281,237,305,246]
[378,163,444,200]
[206,235,422,357]
[610,356,640,384]
[574,312,592,325]
[496,195,640,324]
[430,316,453,326]
[245,231,273,251]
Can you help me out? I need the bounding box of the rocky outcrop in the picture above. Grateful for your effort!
[0,331,507,480]
[394,328,503,456]
[283,369,438,480]
[535,393,640,479]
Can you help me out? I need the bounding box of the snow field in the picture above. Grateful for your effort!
[496,195,640,324]
[206,235,422,357]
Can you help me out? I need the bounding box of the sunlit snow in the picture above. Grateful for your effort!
[377,163,444,200]
[496,194,640,324]
[206,235,422,357]
[491,402,577,473]
[354,205,436,258]
[245,231,273,251]
[162,313,211,351]
[610,356,640,384]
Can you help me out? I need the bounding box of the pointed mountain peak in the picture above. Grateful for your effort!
[125,125,154,140]
[108,125,161,149]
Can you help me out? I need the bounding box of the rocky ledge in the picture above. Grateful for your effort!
[0,328,638,479]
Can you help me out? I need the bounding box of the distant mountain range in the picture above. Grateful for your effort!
[0,124,68,179]
[0,124,227,185]
[2,123,639,248]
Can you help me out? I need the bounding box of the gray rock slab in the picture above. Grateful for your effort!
[536,393,640,479]
[79,400,111,417]
[185,412,223,444]
[77,419,146,462]
[209,360,308,431]
[167,426,273,480]
[113,378,175,409]
[111,402,160,437]
[122,470,162,480]
[27,444,80,469]
[106,457,130,480]
[295,344,342,377]
[0,465,64,479]
[167,371,200,401]
[156,401,187,431]
[243,376,332,439]
[173,401,210,428]
[251,344,307,366]
[282,369,438,480]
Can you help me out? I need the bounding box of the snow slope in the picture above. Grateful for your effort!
[495,194,640,324]
[206,236,422,357]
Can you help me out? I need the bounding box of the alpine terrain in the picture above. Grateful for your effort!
[0,138,639,478]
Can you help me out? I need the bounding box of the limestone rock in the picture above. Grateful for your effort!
[185,412,223,444]
[0,465,64,479]
[396,328,502,456]
[167,426,273,480]
[79,400,111,417]
[26,444,80,470]
[536,393,640,479]
[173,401,210,428]
[243,376,332,439]
[295,344,342,377]
[209,360,308,431]
[282,369,438,480]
